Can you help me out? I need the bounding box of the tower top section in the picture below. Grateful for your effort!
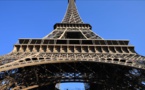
[68,0,76,3]
[62,0,83,23]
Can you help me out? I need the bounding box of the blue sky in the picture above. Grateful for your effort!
[0,0,145,89]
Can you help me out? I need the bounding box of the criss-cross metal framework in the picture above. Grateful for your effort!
[0,0,145,90]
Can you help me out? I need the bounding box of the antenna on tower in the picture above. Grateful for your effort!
[68,0,76,3]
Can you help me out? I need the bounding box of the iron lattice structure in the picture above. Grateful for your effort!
[0,0,145,90]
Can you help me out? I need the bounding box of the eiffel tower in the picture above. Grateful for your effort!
[0,0,145,90]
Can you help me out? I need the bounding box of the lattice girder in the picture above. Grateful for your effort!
[62,0,83,23]
[1,62,145,90]
[0,52,145,72]
[44,24,103,39]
